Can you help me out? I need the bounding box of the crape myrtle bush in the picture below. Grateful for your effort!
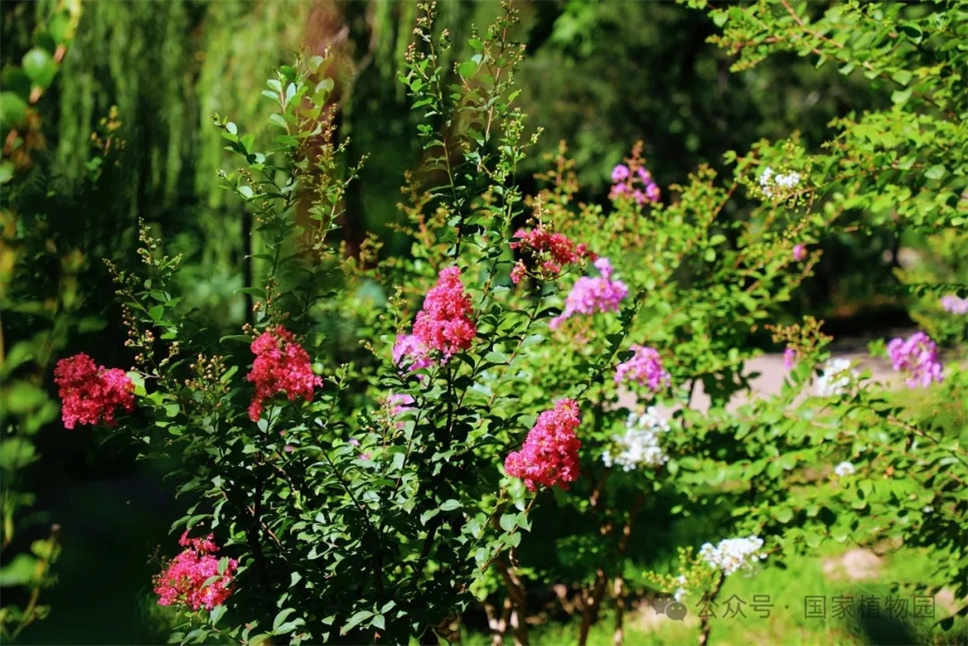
[33,1,968,646]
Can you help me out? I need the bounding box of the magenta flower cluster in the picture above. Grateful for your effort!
[887,331,944,388]
[54,353,135,429]
[614,345,672,393]
[610,164,660,206]
[247,326,323,422]
[504,398,582,492]
[550,258,628,330]
[395,266,477,370]
[154,532,238,611]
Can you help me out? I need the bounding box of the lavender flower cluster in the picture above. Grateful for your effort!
[550,257,628,329]
[940,294,968,315]
[610,164,660,206]
[887,331,943,388]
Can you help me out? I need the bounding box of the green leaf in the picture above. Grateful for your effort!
[899,22,923,44]
[924,165,945,180]
[458,60,477,79]
[2,381,47,415]
[891,88,912,105]
[22,48,56,89]
[341,610,373,635]
[440,499,461,512]
[77,317,107,333]
[1,68,31,100]
[499,513,516,533]
[0,160,13,185]
[273,608,296,632]
[0,437,39,471]
[891,69,912,86]
[210,604,227,626]
[0,554,38,586]
[238,185,254,199]
[127,372,146,397]
[0,92,28,129]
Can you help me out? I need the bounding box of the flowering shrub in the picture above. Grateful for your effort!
[33,2,968,645]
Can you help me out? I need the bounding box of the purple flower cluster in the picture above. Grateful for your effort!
[887,331,944,388]
[783,347,797,369]
[614,345,672,393]
[609,164,660,206]
[550,258,629,330]
[793,244,807,262]
[940,294,968,315]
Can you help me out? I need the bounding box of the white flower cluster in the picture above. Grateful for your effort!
[760,166,802,197]
[698,535,767,576]
[833,461,856,477]
[816,358,858,397]
[602,407,670,471]
[673,575,687,603]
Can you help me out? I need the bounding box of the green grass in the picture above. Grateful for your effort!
[461,547,967,646]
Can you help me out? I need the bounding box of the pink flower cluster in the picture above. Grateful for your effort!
[54,353,135,429]
[550,258,628,330]
[610,164,660,206]
[509,226,595,284]
[783,347,798,369]
[387,393,416,429]
[887,331,944,389]
[393,334,433,372]
[154,532,238,611]
[614,345,672,393]
[395,266,477,369]
[247,326,323,422]
[940,294,968,315]
[505,399,582,491]
[793,244,807,262]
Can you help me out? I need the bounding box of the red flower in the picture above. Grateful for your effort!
[154,532,238,611]
[54,353,135,429]
[505,399,582,491]
[411,266,477,359]
[510,226,595,284]
[246,326,322,421]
